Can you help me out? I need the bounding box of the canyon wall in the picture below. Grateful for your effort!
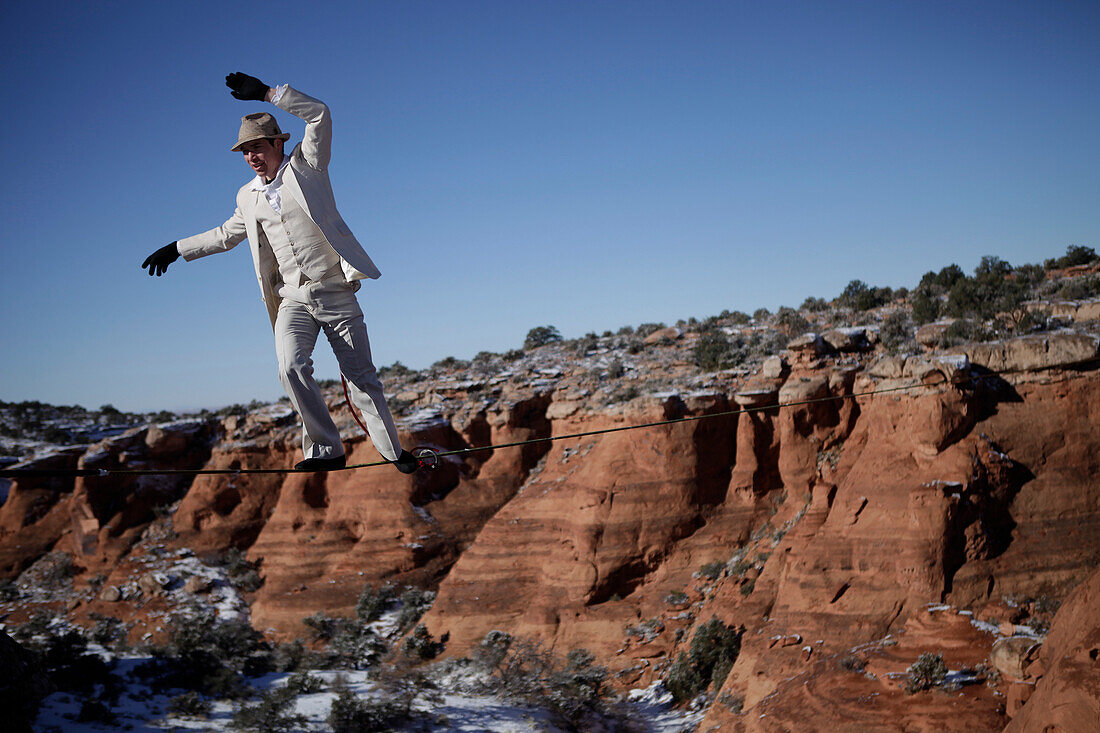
[2,331,1098,730]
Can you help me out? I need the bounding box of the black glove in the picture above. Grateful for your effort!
[225,72,269,101]
[142,242,180,277]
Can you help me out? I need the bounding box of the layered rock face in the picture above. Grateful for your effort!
[2,330,1098,731]
[1003,564,1100,732]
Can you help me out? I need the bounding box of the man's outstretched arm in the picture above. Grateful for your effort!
[225,71,332,171]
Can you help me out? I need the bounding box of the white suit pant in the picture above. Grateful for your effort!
[273,288,402,462]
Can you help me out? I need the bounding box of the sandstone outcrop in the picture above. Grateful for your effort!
[1003,564,1100,732]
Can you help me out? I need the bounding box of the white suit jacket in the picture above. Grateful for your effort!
[177,86,381,329]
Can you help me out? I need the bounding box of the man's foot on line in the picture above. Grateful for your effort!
[392,450,420,474]
[294,455,347,471]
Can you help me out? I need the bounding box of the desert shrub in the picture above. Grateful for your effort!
[12,617,116,697]
[904,652,947,693]
[880,311,913,351]
[32,551,76,589]
[836,280,893,311]
[328,688,407,733]
[664,590,689,606]
[476,633,619,731]
[946,256,1030,321]
[800,296,830,312]
[573,333,599,355]
[723,310,749,324]
[1013,263,1046,288]
[304,613,387,669]
[88,613,129,650]
[271,639,326,672]
[214,548,264,593]
[839,655,867,673]
[380,360,411,378]
[432,355,469,371]
[396,587,435,633]
[371,651,440,721]
[9,611,55,645]
[693,332,741,371]
[635,322,666,338]
[33,627,116,696]
[135,607,264,699]
[611,385,641,403]
[355,583,397,622]
[0,578,19,601]
[167,690,212,717]
[910,285,941,324]
[696,561,726,580]
[473,630,513,675]
[77,699,117,724]
[918,264,966,292]
[303,612,340,641]
[664,619,742,703]
[1056,274,1100,301]
[606,360,625,379]
[1024,595,1062,635]
[284,671,324,695]
[1045,244,1098,270]
[541,649,613,729]
[624,618,664,642]
[774,307,810,336]
[229,685,307,732]
[718,691,744,713]
[937,318,993,347]
[525,326,563,349]
[329,620,387,670]
[402,624,444,660]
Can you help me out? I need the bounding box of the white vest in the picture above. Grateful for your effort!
[255,191,343,286]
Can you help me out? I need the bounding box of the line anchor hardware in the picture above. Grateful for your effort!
[411,448,440,471]
[343,375,439,471]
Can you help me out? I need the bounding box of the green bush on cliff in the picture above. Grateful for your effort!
[524,325,563,349]
[693,332,747,371]
[903,652,947,693]
[135,606,266,699]
[836,280,894,311]
[355,583,397,622]
[664,618,742,703]
[229,684,307,733]
[396,588,436,633]
[474,631,624,730]
[1044,244,1097,270]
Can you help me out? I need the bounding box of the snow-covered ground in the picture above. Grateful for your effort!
[32,662,703,732]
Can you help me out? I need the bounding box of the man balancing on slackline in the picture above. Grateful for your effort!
[142,72,420,474]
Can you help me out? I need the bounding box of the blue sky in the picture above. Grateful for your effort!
[1,1,1097,412]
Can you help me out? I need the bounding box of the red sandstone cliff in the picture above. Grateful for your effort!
[1,330,1098,730]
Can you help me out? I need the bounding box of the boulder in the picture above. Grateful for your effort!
[954,332,1099,373]
[785,333,829,360]
[991,636,1042,680]
[644,327,682,345]
[916,320,954,348]
[822,327,876,352]
[761,356,788,379]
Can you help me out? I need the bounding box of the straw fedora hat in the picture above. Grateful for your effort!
[230,112,290,152]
